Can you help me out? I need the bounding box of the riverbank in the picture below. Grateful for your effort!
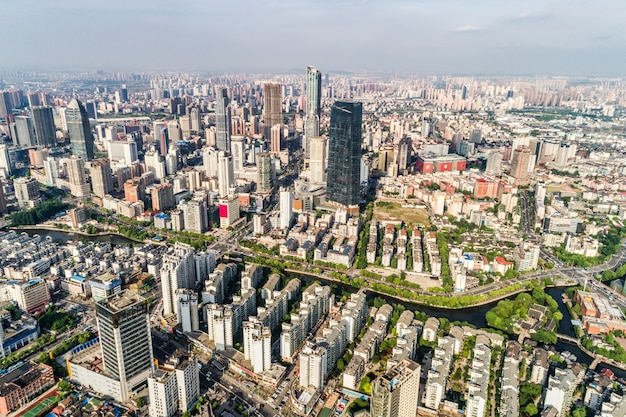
[11,225,148,245]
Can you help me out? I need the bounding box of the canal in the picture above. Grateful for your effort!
[20,228,137,245]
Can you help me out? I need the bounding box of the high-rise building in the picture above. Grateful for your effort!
[67,156,90,198]
[206,304,234,350]
[14,115,36,147]
[14,177,42,208]
[160,243,196,317]
[256,152,273,193]
[263,83,282,137]
[31,106,56,147]
[176,289,199,333]
[151,183,175,211]
[182,199,208,234]
[299,342,327,389]
[304,66,322,156]
[145,150,166,181]
[217,151,234,197]
[202,147,218,178]
[510,146,532,185]
[90,158,113,198]
[396,137,412,172]
[243,318,272,374]
[230,136,245,173]
[485,152,502,175]
[371,359,421,417]
[218,196,240,229]
[148,368,178,417]
[190,107,202,133]
[0,278,50,314]
[0,145,12,178]
[66,99,94,160]
[215,88,232,151]
[326,101,362,208]
[280,189,293,230]
[120,84,128,102]
[96,291,154,402]
[469,128,482,144]
[270,124,282,153]
[0,183,7,214]
[0,91,11,118]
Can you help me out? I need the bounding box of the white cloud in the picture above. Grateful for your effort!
[455,25,481,32]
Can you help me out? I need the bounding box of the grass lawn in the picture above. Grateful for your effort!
[373,201,431,226]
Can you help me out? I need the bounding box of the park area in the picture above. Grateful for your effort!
[373,201,430,226]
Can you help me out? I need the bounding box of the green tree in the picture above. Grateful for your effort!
[58,380,71,393]
[524,403,538,416]
[135,397,146,408]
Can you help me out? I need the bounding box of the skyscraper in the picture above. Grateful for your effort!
[96,291,154,402]
[326,101,362,208]
[66,156,90,198]
[160,243,196,317]
[396,136,412,172]
[230,136,245,173]
[14,115,36,147]
[215,88,232,151]
[217,151,234,197]
[304,66,322,156]
[31,106,56,147]
[280,189,293,230]
[371,359,421,417]
[256,152,273,193]
[263,83,282,137]
[309,136,327,184]
[510,146,532,185]
[90,158,113,198]
[66,98,95,160]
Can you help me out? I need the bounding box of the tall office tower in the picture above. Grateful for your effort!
[14,115,36,147]
[15,177,41,208]
[96,291,154,402]
[168,120,182,143]
[230,136,245,173]
[120,84,128,102]
[0,145,11,178]
[510,146,532,185]
[304,66,322,156]
[182,199,208,233]
[469,128,482,144]
[190,107,202,132]
[270,125,282,153]
[217,151,234,197]
[279,189,293,230]
[309,136,327,184]
[158,128,169,157]
[161,243,196,317]
[85,101,98,119]
[66,99,94,160]
[485,152,503,175]
[31,106,56,147]
[326,101,362,208]
[67,156,90,198]
[90,158,113,198]
[215,88,232,151]
[151,183,175,211]
[0,183,7,214]
[263,83,282,137]
[256,152,273,193]
[299,342,327,389]
[378,146,395,173]
[0,91,11,118]
[243,318,272,373]
[27,91,42,108]
[176,289,199,332]
[461,85,468,100]
[371,359,421,417]
[202,147,218,178]
[166,145,179,175]
[145,150,166,181]
[396,136,412,172]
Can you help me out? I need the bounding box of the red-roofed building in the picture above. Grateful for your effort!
[492,256,514,274]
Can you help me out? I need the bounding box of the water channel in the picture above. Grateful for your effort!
[22,228,626,379]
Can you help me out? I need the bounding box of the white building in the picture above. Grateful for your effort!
[176,289,199,332]
[160,243,196,317]
[299,342,327,389]
[243,318,272,373]
[280,189,293,230]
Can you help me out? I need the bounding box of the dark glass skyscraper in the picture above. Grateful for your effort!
[215,87,231,151]
[326,101,362,208]
[66,98,95,160]
[31,106,56,147]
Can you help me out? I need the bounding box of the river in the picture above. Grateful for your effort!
[20,228,137,245]
[16,229,626,379]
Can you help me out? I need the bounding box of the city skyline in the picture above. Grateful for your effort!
[2,0,626,76]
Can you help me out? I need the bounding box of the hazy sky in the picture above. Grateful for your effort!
[3,0,626,75]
